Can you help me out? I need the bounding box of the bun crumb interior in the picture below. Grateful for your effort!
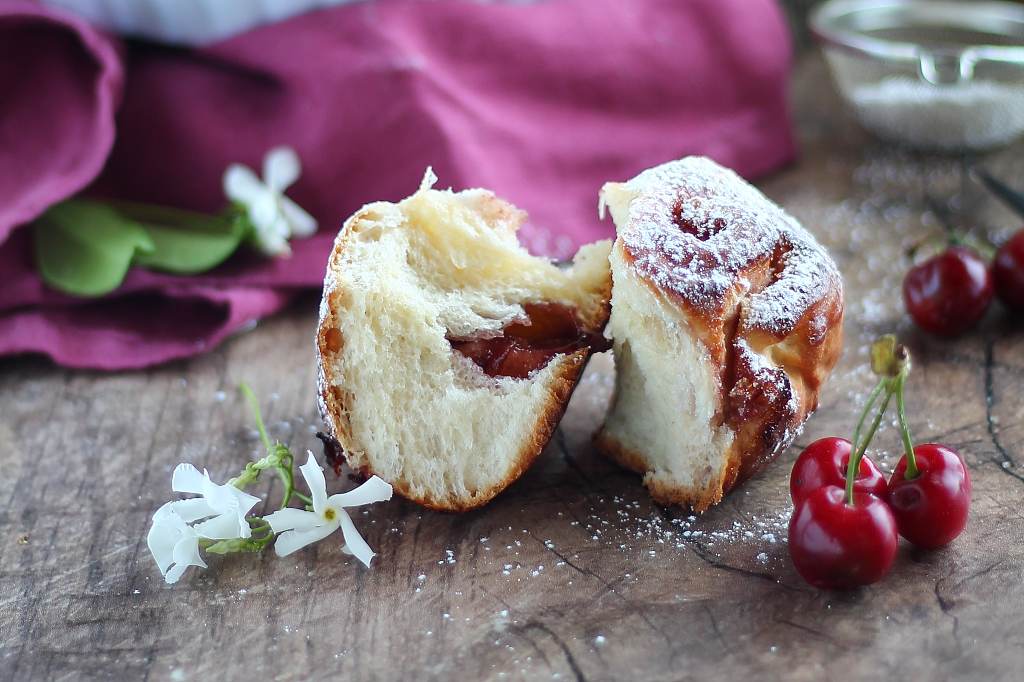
[317,170,612,511]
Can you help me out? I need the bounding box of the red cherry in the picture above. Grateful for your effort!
[789,437,887,505]
[788,486,899,589]
[903,246,994,336]
[993,230,1024,312]
[887,443,971,549]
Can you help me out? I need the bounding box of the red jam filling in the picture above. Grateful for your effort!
[449,302,610,379]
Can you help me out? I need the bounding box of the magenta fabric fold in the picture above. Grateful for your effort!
[0,0,796,369]
[0,0,122,243]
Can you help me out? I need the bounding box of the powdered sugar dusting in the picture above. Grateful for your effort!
[607,157,841,338]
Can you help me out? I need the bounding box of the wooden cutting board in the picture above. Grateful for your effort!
[1,55,1022,682]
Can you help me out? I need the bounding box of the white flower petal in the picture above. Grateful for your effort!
[248,196,292,257]
[223,164,264,203]
[173,535,206,570]
[266,214,292,243]
[279,197,317,237]
[193,511,249,540]
[164,562,190,585]
[171,463,206,495]
[168,498,217,524]
[327,476,392,508]
[299,452,329,514]
[227,147,313,258]
[263,146,301,192]
[198,470,221,501]
[264,507,322,534]
[252,228,292,257]
[202,480,261,518]
[236,489,262,513]
[249,192,280,232]
[273,522,338,557]
[337,508,374,568]
[151,500,184,525]
[147,512,181,574]
[165,534,206,584]
[149,507,207,584]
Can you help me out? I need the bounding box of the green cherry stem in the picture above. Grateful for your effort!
[852,378,886,454]
[844,335,917,504]
[845,386,894,505]
[894,370,920,479]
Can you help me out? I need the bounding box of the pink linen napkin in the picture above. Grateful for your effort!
[0,0,796,369]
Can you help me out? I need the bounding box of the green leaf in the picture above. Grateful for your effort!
[33,201,155,297]
[115,202,249,275]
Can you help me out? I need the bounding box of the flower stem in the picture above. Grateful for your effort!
[272,446,297,508]
[235,383,305,509]
[201,516,276,554]
[247,517,272,534]
[239,382,272,451]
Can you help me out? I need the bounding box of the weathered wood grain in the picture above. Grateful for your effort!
[2,55,1023,682]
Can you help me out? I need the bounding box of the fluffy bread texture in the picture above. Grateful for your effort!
[595,157,844,512]
[317,171,612,511]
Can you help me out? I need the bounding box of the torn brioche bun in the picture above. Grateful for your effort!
[595,157,844,512]
[316,170,612,511]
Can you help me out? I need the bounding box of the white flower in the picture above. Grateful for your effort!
[223,146,317,257]
[265,452,392,567]
[146,463,261,583]
[147,503,206,584]
[169,463,262,539]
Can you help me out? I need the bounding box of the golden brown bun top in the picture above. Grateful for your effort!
[602,157,843,383]
[603,157,841,338]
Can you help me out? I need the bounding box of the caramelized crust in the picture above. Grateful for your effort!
[598,158,844,511]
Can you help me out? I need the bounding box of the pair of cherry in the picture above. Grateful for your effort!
[787,337,971,590]
[904,229,1024,337]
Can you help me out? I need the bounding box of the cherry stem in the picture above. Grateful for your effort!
[845,385,893,505]
[845,336,916,504]
[852,378,886,453]
[847,385,888,501]
[894,371,919,479]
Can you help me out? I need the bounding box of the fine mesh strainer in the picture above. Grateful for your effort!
[810,0,1024,152]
